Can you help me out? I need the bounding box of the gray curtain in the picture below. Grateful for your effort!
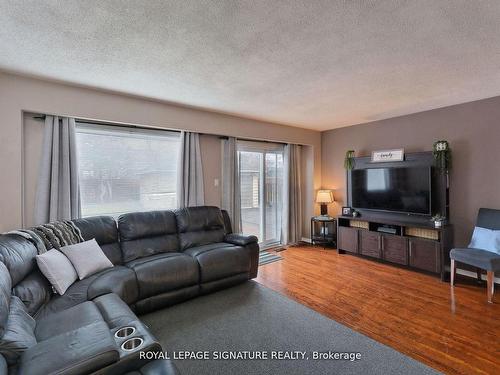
[221,137,241,233]
[282,144,302,245]
[177,131,205,207]
[34,115,81,225]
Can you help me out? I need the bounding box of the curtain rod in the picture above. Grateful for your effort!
[218,135,293,146]
[31,114,184,134]
[32,114,297,145]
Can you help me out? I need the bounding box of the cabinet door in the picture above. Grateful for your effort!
[382,235,408,265]
[409,238,441,273]
[338,227,358,253]
[360,230,381,258]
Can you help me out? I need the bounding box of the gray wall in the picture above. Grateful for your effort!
[322,95,500,248]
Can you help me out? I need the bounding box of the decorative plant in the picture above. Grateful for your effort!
[344,150,355,170]
[431,214,445,222]
[433,140,451,171]
[431,214,446,227]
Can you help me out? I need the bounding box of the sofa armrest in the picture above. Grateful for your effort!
[224,234,258,246]
[224,234,260,279]
[18,322,119,375]
[130,359,180,375]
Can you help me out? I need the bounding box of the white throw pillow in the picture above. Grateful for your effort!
[36,249,78,295]
[60,239,113,280]
[468,226,500,255]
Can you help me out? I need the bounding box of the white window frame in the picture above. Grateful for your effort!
[237,140,285,249]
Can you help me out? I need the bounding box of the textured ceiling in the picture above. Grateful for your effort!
[1,1,500,131]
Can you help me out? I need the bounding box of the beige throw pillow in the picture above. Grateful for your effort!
[36,249,78,295]
[60,239,113,280]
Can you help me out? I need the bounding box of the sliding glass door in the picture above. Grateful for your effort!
[238,141,284,248]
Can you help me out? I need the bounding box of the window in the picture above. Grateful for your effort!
[75,123,180,217]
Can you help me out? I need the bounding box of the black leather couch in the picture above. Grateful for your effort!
[0,206,259,374]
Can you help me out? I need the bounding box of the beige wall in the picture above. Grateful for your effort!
[199,134,222,207]
[321,95,500,248]
[0,72,321,233]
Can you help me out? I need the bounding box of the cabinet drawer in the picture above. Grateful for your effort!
[338,227,358,253]
[359,230,381,258]
[409,238,441,273]
[382,235,408,265]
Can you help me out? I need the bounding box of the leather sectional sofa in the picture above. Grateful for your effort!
[0,206,259,375]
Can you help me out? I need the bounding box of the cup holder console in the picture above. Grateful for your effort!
[121,337,144,352]
[114,326,136,339]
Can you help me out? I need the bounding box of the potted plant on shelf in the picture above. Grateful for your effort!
[431,214,446,228]
[433,140,451,172]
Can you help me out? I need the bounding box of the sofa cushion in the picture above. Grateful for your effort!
[87,266,139,304]
[36,249,78,295]
[0,262,11,337]
[118,211,179,263]
[18,321,119,375]
[34,301,103,341]
[35,266,139,320]
[184,244,250,283]
[0,234,37,286]
[12,270,52,316]
[61,239,114,280]
[450,248,500,271]
[73,216,122,265]
[126,253,199,299]
[175,206,226,250]
[0,296,36,365]
[183,242,233,256]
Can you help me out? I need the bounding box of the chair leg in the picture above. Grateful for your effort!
[450,259,456,286]
[476,268,483,284]
[486,271,494,303]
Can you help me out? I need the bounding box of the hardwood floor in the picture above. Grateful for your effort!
[255,246,500,375]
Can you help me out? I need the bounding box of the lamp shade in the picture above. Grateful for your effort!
[316,190,334,203]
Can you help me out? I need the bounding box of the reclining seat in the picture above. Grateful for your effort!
[0,234,176,375]
[174,206,259,294]
[118,211,200,314]
[0,235,122,374]
[35,216,139,319]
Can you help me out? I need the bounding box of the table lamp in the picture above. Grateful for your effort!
[316,190,334,216]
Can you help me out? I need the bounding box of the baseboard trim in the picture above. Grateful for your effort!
[456,268,500,284]
[298,240,499,283]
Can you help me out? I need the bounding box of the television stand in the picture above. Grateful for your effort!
[337,216,453,281]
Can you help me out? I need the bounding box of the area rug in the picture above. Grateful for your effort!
[259,251,282,265]
[141,281,438,375]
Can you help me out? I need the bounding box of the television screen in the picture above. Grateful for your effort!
[351,166,431,215]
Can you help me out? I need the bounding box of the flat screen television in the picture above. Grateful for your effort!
[351,166,431,215]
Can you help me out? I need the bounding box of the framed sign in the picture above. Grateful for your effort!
[371,149,404,163]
